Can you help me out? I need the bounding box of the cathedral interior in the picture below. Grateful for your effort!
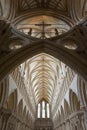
[0,0,87,130]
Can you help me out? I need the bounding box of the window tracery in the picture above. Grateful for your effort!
[37,100,50,118]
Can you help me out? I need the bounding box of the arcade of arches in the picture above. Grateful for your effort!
[0,0,87,130]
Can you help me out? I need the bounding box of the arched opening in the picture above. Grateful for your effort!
[69,89,80,113]
[0,1,87,130]
[37,100,50,119]
[4,89,17,111]
[16,99,23,118]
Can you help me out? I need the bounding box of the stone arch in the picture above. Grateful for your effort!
[1,0,10,17]
[23,106,27,122]
[4,89,17,111]
[69,89,80,113]
[0,0,15,20]
[0,27,87,84]
[0,77,9,107]
[25,111,29,124]
[12,8,74,27]
[16,99,23,118]
[28,111,31,125]
[57,110,61,124]
[60,106,64,122]
[77,76,87,108]
[64,99,70,117]
[55,113,58,126]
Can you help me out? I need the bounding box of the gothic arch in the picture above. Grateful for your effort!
[16,99,23,118]
[69,89,80,113]
[0,19,87,83]
[77,76,87,108]
[23,106,27,122]
[4,89,17,111]
[0,0,11,18]
[58,110,61,124]
[12,8,74,27]
[26,111,29,124]
[1,1,87,130]
[0,77,9,107]
[64,99,70,117]
[60,106,64,122]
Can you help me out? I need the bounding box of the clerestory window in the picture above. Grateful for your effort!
[37,100,50,118]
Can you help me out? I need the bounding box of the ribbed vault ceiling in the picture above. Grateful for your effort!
[6,0,86,110]
[1,0,87,114]
[13,0,71,108]
[1,0,87,21]
[18,53,66,105]
[18,0,68,12]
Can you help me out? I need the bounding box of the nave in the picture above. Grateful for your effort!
[0,0,87,130]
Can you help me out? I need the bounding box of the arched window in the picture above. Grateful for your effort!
[47,103,50,118]
[37,103,40,118]
[42,101,45,118]
[37,100,50,118]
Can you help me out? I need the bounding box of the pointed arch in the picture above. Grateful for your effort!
[26,111,29,124]
[64,99,70,116]
[0,77,9,107]
[77,76,87,108]
[69,89,80,112]
[23,106,27,121]
[0,31,87,84]
[58,110,61,124]
[12,8,74,26]
[16,99,23,118]
[60,106,64,122]
[4,89,17,111]
[0,83,3,105]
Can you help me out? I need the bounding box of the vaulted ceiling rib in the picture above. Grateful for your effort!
[1,0,87,116]
[18,53,67,107]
